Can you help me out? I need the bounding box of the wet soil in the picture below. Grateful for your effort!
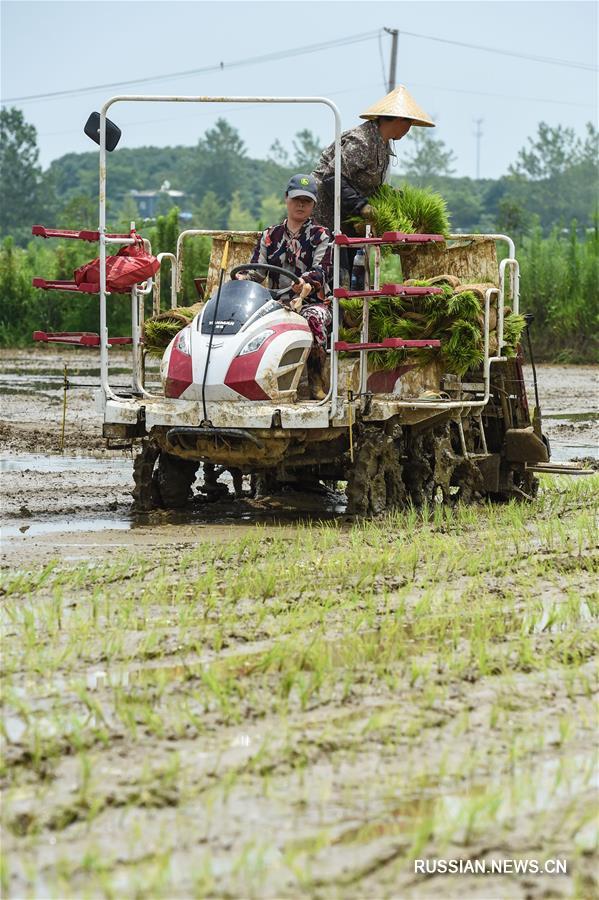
[1,348,597,567]
[1,484,597,898]
[1,348,598,898]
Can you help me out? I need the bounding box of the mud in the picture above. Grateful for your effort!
[1,510,597,898]
[1,345,598,897]
[1,348,597,568]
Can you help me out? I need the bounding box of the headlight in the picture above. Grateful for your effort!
[176,326,191,355]
[238,329,274,356]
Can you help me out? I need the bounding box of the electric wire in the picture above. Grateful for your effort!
[2,31,381,104]
[400,28,597,72]
[3,26,596,106]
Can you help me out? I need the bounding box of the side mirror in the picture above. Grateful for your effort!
[84,112,122,151]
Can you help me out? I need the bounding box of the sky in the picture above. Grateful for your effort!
[1,0,597,181]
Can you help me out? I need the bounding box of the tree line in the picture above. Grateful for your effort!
[0,107,597,360]
[2,107,597,240]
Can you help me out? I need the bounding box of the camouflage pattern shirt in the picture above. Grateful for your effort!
[312,121,392,232]
[248,217,333,300]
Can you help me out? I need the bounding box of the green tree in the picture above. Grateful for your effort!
[118,195,141,230]
[227,191,256,230]
[401,130,457,180]
[268,139,290,167]
[59,195,97,229]
[509,122,585,179]
[504,122,598,232]
[0,107,52,240]
[198,119,247,206]
[0,237,34,343]
[259,193,285,228]
[292,129,323,171]
[152,206,180,256]
[196,190,224,229]
[497,197,530,240]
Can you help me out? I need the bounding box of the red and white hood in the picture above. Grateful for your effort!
[161,306,312,403]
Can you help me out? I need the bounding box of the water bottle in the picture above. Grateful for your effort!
[351,249,366,291]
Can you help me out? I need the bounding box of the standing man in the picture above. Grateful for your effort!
[237,174,333,399]
[312,85,435,280]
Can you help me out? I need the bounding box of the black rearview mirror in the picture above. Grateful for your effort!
[84,112,122,151]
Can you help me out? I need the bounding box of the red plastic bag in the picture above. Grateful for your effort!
[74,235,159,292]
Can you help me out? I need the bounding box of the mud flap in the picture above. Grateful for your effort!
[474,453,501,493]
[504,426,549,464]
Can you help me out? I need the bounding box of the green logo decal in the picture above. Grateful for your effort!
[300,177,309,185]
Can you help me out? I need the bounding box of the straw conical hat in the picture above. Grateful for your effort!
[360,85,435,127]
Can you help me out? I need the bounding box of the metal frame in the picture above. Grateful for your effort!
[153,253,178,314]
[97,95,342,408]
[96,97,520,437]
[351,232,519,416]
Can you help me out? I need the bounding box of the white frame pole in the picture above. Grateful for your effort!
[98,95,341,411]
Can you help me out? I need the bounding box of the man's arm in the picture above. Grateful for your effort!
[320,174,370,220]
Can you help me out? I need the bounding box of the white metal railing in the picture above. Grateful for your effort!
[342,229,514,417]
[97,95,342,409]
[153,252,178,314]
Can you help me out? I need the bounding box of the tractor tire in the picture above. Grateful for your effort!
[132,440,161,511]
[154,452,199,509]
[345,422,406,516]
[403,421,484,507]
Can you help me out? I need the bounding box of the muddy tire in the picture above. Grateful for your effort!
[404,421,484,507]
[154,452,199,508]
[346,422,405,516]
[132,442,198,510]
[132,440,161,511]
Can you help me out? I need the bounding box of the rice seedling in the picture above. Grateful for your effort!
[2,475,597,898]
[367,183,451,237]
[142,305,201,355]
[340,281,524,373]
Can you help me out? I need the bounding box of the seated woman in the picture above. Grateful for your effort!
[236,174,333,400]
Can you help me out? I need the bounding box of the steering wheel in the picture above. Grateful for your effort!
[229,263,302,301]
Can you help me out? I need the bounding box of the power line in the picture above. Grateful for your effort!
[3,24,596,107]
[35,78,593,143]
[2,31,380,104]
[400,28,597,72]
[409,80,593,109]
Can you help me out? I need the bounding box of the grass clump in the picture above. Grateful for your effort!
[340,280,526,375]
[368,183,451,238]
[143,305,201,355]
[503,312,527,357]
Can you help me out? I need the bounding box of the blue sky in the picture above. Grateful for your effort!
[1,0,597,179]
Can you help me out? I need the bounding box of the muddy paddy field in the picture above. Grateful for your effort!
[1,348,598,899]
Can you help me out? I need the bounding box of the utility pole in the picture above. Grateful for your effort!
[474,118,483,179]
[383,28,399,91]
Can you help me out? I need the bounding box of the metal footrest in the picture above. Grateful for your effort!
[32,278,99,293]
[526,462,595,476]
